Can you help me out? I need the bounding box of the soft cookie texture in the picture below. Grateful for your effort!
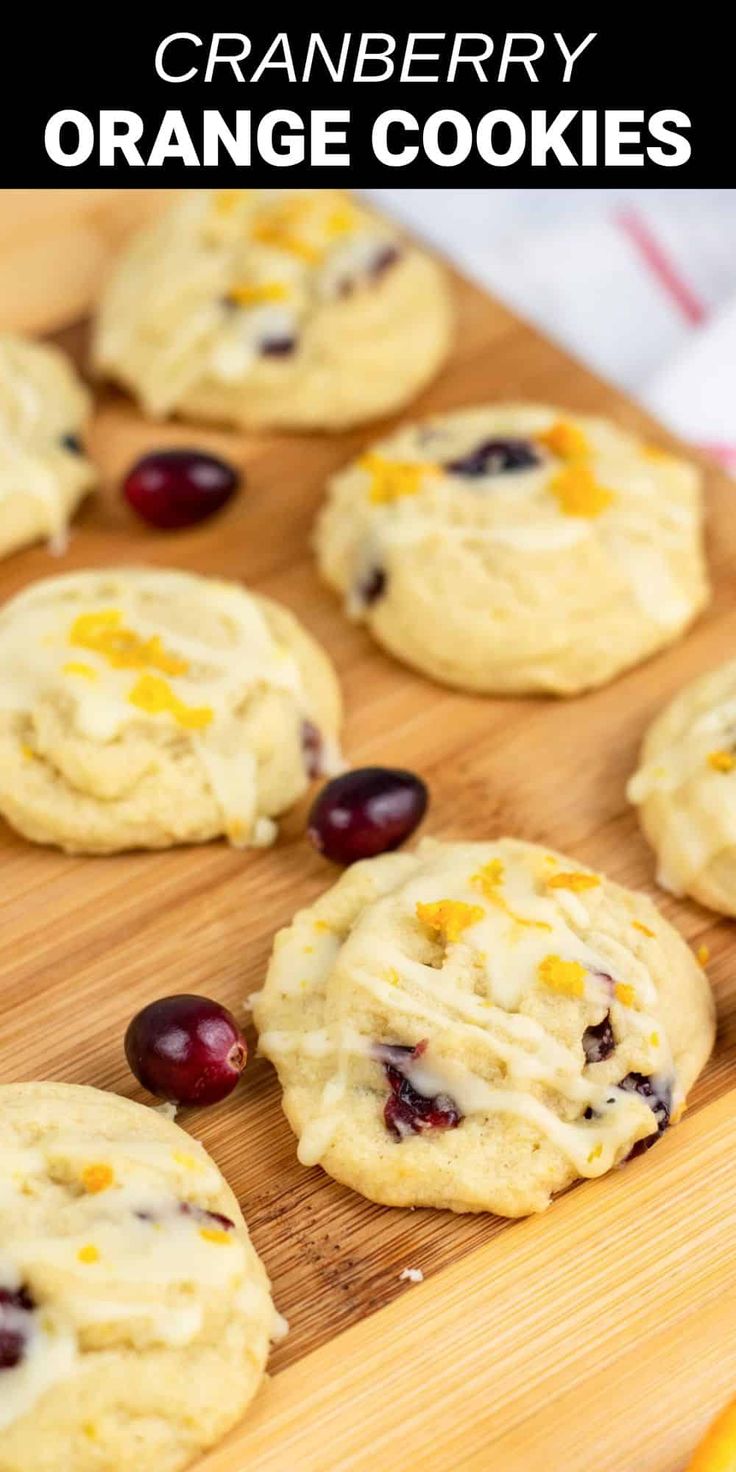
[254,838,714,1215]
[0,334,95,558]
[315,404,709,695]
[0,566,341,854]
[0,1082,280,1472]
[93,189,453,431]
[628,660,736,915]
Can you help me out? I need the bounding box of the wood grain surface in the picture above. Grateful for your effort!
[0,190,733,1471]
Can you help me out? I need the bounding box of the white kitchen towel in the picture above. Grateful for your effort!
[369,189,736,471]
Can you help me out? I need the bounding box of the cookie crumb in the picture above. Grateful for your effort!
[399,1267,424,1284]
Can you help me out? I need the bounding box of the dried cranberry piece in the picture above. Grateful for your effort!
[357,566,387,607]
[619,1072,672,1156]
[301,720,325,780]
[368,244,402,281]
[582,1013,615,1064]
[179,1202,235,1232]
[260,336,297,357]
[375,1041,462,1141]
[446,438,540,478]
[0,1285,34,1371]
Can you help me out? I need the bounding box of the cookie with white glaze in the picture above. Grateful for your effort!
[254,838,715,1216]
[0,1081,281,1472]
[628,659,736,915]
[93,190,453,431]
[0,566,341,854]
[0,334,95,558]
[315,404,708,695]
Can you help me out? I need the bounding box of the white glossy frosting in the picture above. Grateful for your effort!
[0,568,314,846]
[259,841,676,1175]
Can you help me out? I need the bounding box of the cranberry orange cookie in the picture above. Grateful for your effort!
[316,405,708,695]
[0,334,95,558]
[93,190,453,431]
[254,839,714,1215]
[0,566,341,853]
[628,660,736,914]
[0,1081,280,1472]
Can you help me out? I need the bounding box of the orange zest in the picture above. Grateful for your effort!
[127,674,213,730]
[538,420,590,461]
[549,463,615,518]
[416,899,484,944]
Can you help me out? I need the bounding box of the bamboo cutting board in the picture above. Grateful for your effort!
[0,190,734,1472]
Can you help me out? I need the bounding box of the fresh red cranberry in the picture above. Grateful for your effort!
[307,767,428,866]
[374,1042,462,1140]
[301,720,325,779]
[619,1072,672,1156]
[260,336,297,357]
[582,1013,615,1064]
[123,450,239,530]
[0,1286,34,1371]
[357,566,387,607]
[125,995,247,1106]
[446,438,540,478]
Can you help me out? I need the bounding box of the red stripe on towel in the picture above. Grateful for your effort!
[616,209,707,326]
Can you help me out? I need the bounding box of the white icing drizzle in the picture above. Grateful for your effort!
[259,842,676,1174]
[0,568,325,847]
[0,1113,275,1432]
[338,409,701,632]
[97,191,401,417]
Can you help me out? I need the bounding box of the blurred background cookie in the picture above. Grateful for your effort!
[629,659,736,914]
[0,566,341,853]
[0,1081,280,1472]
[93,190,453,431]
[316,403,709,695]
[0,333,95,558]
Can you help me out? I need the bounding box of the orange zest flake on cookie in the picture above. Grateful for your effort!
[707,749,736,773]
[324,201,358,238]
[77,1244,100,1264]
[546,870,601,893]
[62,660,98,681]
[213,189,252,216]
[614,982,636,1007]
[198,1227,233,1246]
[127,674,213,730]
[227,280,291,307]
[473,860,552,931]
[250,198,322,261]
[537,954,587,999]
[69,610,189,677]
[81,1163,115,1194]
[549,463,615,518]
[633,920,656,938]
[537,420,590,461]
[360,452,438,505]
[416,899,484,944]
